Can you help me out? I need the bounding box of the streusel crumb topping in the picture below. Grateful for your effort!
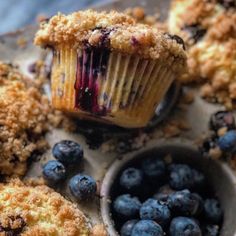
[168,0,236,109]
[0,179,90,236]
[34,10,186,62]
[0,62,50,176]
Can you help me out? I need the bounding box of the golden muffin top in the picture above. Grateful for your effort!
[34,9,186,64]
[0,179,90,236]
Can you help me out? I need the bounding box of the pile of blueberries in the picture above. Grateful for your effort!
[201,111,236,158]
[42,140,97,201]
[112,156,223,236]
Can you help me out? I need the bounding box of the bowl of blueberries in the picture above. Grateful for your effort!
[100,142,236,236]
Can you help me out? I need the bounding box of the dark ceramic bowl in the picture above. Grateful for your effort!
[100,141,236,236]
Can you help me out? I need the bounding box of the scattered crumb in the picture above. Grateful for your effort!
[23,177,46,186]
[36,14,49,23]
[164,154,173,164]
[229,156,236,169]
[90,224,108,236]
[125,7,167,31]
[17,37,27,48]
[131,7,145,20]
[200,84,214,98]
[209,147,222,160]
[217,127,228,137]
[162,124,181,138]
[181,90,195,104]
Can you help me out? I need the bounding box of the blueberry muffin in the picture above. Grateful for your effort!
[35,10,186,128]
[0,179,90,235]
[168,0,236,109]
[0,62,50,176]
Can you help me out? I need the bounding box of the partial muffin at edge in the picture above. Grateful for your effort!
[168,0,236,109]
[0,179,90,236]
[0,62,50,176]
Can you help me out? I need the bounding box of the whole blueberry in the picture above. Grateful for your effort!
[120,220,138,236]
[69,174,97,201]
[210,111,235,132]
[131,220,164,236]
[203,224,219,236]
[140,198,171,227]
[169,164,205,191]
[218,130,236,153]
[141,157,166,179]
[52,140,83,165]
[113,194,141,219]
[120,168,144,192]
[169,217,202,236]
[169,164,194,190]
[204,199,223,224]
[42,160,66,184]
[168,189,202,216]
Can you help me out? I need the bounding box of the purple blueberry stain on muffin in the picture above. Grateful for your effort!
[131,36,140,47]
[74,39,112,115]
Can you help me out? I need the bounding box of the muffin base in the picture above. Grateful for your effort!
[51,46,175,128]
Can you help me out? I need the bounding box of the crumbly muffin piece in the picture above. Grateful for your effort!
[124,7,168,31]
[0,179,90,236]
[34,9,186,63]
[0,62,50,176]
[168,0,236,109]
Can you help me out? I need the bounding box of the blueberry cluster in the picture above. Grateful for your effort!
[112,157,223,236]
[42,140,97,201]
[201,111,236,159]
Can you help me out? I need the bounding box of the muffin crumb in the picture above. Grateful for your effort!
[90,224,107,236]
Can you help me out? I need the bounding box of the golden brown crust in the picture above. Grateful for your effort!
[0,62,50,176]
[34,10,186,61]
[0,179,90,236]
[168,0,236,109]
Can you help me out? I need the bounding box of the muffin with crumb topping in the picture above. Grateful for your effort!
[0,179,90,235]
[35,10,186,128]
[168,0,236,109]
[0,62,50,176]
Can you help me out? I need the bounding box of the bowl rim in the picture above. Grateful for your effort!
[100,139,236,236]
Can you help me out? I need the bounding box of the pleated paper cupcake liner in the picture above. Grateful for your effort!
[51,46,175,128]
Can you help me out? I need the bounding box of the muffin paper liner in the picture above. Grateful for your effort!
[51,46,175,128]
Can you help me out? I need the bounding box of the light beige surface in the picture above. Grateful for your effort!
[0,0,235,235]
